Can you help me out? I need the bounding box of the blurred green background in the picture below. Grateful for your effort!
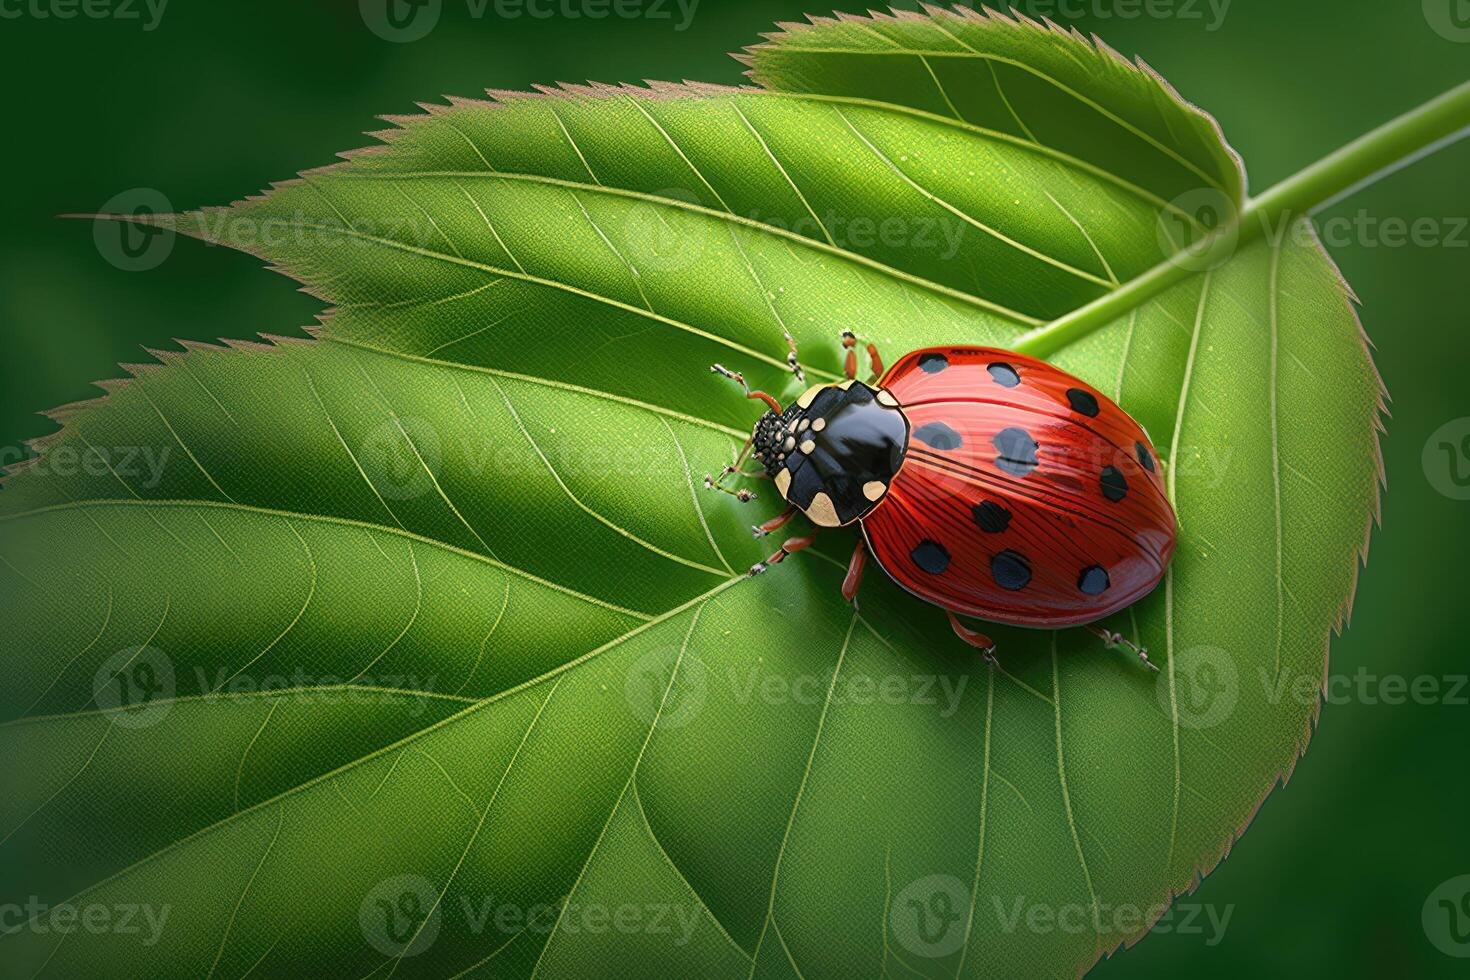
[1,1,1466,976]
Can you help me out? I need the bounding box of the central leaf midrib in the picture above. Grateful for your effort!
[325,338,748,438]
[0,497,656,621]
[250,170,1046,328]
[3,685,480,731]
[192,218,831,378]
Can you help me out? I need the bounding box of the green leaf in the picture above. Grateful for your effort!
[1,9,1387,979]
[739,6,1245,207]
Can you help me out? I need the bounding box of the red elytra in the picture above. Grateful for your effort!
[710,338,1177,667]
[866,346,1175,626]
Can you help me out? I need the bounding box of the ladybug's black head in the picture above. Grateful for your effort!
[750,380,911,527]
[749,408,793,477]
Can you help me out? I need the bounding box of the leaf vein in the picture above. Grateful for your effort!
[488,375,727,576]
[832,106,1113,289]
[747,613,858,979]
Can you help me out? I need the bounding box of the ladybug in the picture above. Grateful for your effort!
[708,332,1176,668]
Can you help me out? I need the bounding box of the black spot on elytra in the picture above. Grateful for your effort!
[987,362,1020,388]
[972,500,1011,533]
[911,539,950,574]
[1136,441,1156,473]
[991,550,1031,591]
[992,427,1039,477]
[918,352,949,374]
[1066,388,1100,417]
[1078,565,1110,595]
[915,421,963,451]
[1100,465,1128,502]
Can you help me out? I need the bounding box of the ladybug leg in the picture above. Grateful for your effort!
[704,476,757,502]
[1085,624,1159,673]
[716,462,766,481]
[705,439,759,503]
[752,504,797,538]
[715,440,767,483]
[748,533,819,578]
[841,536,868,609]
[840,330,885,383]
[710,363,782,414]
[946,610,999,667]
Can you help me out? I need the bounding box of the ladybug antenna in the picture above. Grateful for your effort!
[783,328,806,384]
[710,364,782,415]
